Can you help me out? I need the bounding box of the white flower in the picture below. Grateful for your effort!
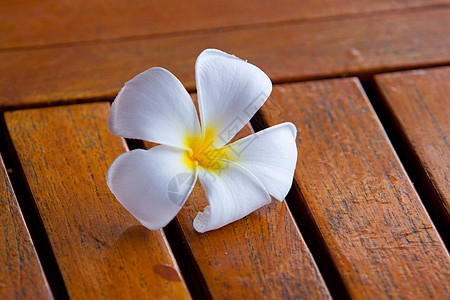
[106,49,297,233]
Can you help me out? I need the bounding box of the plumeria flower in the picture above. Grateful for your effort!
[107,49,297,233]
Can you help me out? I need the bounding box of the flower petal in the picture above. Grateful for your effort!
[195,49,272,147]
[224,122,297,201]
[107,146,197,230]
[193,162,271,233]
[108,67,200,149]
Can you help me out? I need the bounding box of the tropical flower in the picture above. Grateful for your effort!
[107,49,297,233]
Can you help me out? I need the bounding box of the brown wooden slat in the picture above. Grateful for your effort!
[1,8,449,109]
[260,78,450,299]
[375,67,450,227]
[163,124,331,299]
[1,0,447,50]
[0,155,52,299]
[4,103,191,299]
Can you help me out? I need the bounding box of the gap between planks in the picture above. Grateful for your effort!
[1,62,450,113]
[124,138,212,299]
[361,79,449,248]
[0,114,70,299]
[250,114,352,299]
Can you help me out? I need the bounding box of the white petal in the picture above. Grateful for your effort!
[224,123,297,201]
[195,49,272,147]
[193,162,271,233]
[108,67,200,149]
[107,146,197,230]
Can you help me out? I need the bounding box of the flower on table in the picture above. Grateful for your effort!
[107,49,297,233]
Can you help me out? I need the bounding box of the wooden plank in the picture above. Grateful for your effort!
[5,103,191,299]
[260,78,450,299]
[375,67,450,227]
[164,124,331,299]
[0,0,447,50]
[1,8,449,108]
[0,154,52,299]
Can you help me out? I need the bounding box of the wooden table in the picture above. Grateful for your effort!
[1,1,449,299]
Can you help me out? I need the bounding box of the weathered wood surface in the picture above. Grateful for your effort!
[171,124,331,299]
[0,155,52,300]
[1,8,449,108]
[5,103,191,299]
[375,67,450,227]
[260,78,450,299]
[1,0,447,49]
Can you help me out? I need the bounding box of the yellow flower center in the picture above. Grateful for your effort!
[184,128,230,172]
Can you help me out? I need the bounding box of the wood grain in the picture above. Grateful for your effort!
[260,78,450,299]
[0,155,52,299]
[170,124,331,299]
[5,103,191,299]
[0,0,447,49]
[1,8,449,108]
[375,67,450,227]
